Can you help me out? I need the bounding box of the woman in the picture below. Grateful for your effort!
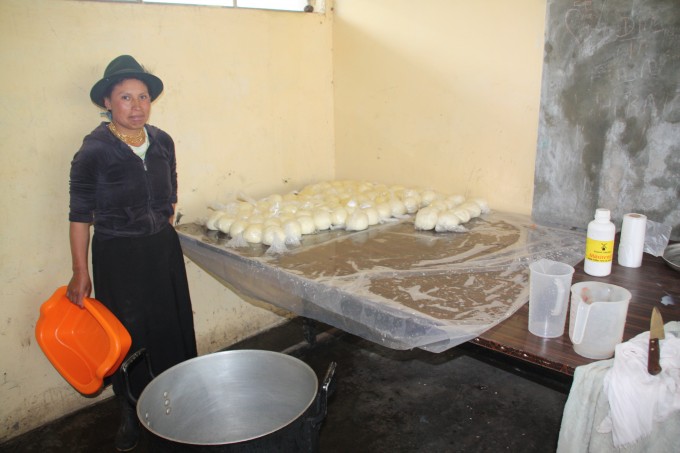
[67,55,197,451]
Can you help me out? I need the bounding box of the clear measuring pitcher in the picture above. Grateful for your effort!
[569,282,632,359]
[528,259,575,338]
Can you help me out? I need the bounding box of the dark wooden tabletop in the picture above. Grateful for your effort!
[471,242,680,376]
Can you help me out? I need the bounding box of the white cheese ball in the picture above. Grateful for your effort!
[263,217,281,228]
[324,195,341,207]
[402,196,420,214]
[216,215,236,234]
[206,211,226,230]
[238,202,254,214]
[446,195,465,209]
[358,199,374,209]
[429,200,448,213]
[282,219,303,242]
[247,214,265,225]
[300,198,316,210]
[389,199,407,217]
[262,225,286,246]
[390,185,406,198]
[363,207,379,225]
[313,210,332,231]
[221,201,240,215]
[472,198,490,214]
[453,209,471,223]
[345,198,359,210]
[237,210,252,220]
[278,214,295,224]
[402,188,420,199]
[435,211,461,232]
[460,202,482,218]
[358,181,374,193]
[414,207,439,230]
[330,207,349,227]
[229,219,248,237]
[297,216,316,235]
[242,224,263,244]
[362,191,378,203]
[376,203,392,221]
[346,211,369,231]
[373,183,389,194]
[255,200,271,214]
[374,194,389,204]
[419,190,438,207]
[280,203,298,215]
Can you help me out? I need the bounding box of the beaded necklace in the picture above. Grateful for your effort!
[108,122,146,147]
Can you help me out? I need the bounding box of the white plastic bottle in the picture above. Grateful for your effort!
[584,208,616,276]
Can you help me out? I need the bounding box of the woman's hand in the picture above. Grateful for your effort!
[170,203,177,225]
[67,271,91,308]
[68,221,92,308]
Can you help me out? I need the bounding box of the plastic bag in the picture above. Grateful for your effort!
[644,220,672,257]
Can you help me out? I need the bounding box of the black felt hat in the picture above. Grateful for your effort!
[89,55,164,108]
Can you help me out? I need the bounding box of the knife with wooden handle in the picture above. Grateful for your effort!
[647,307,665,375]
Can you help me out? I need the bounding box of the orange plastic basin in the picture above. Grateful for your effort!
[35,286,131,395]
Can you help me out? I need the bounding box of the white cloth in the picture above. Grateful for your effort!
[557,321,680,453]
[599,322,680,447]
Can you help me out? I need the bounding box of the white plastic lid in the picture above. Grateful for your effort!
[595,208,610,221]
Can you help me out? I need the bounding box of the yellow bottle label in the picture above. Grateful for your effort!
[585,237,614,263]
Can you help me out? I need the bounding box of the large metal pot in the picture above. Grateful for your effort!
[122,349,336,452]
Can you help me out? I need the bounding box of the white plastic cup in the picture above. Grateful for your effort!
[528,259,575,338]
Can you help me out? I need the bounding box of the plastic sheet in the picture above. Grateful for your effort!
[177,212,586,352]
[643,219,672,257]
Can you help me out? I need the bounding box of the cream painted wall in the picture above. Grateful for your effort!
[0,0,333,441]
[333,0,546,215]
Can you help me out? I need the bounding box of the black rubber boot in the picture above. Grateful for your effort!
[114,399,140,451]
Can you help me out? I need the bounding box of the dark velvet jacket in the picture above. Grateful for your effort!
[69,122,177,239]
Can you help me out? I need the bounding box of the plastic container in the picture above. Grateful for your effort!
[569,281,631,359]
[528,259,575,338]
[35,286,131,395]
[584,208,615,276]
[618,213,647,268]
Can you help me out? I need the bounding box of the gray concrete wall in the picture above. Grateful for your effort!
[533,0,679,241]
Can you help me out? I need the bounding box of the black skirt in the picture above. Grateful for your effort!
[92,225,197,399]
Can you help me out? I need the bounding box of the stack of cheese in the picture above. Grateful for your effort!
[205,180,489,246]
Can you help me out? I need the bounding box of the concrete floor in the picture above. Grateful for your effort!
[1,319,571,453]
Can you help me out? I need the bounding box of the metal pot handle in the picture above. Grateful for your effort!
[308,361,337,427]
[120,348,155,405]
[321,361,337,397]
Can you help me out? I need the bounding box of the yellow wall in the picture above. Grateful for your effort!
[334,0,546,214]
[0,0,547,442]
[0,0,333,440]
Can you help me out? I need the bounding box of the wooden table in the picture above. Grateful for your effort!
[471,243,680,376]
